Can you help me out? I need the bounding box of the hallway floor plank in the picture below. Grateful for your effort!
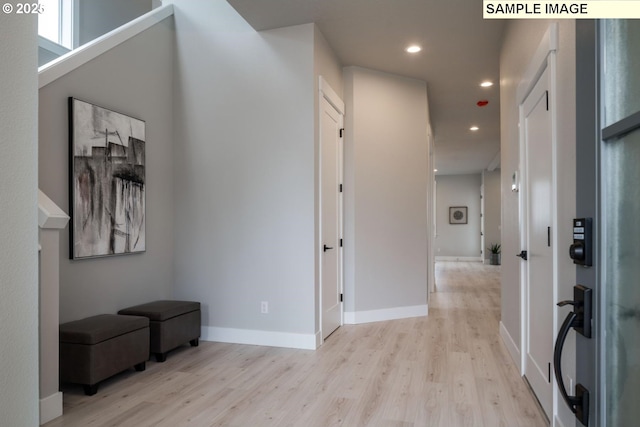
[44,261,547,427]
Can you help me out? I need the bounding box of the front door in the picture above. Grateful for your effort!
[522,65,554,418]
[572,19,640,426]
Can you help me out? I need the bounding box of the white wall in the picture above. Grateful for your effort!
[482,169,501,261]
[0,8,39,425]
[435,174,482,258]
[343,66,429,318]
[77,0,152,46]
[38,18,175,323]
[171,0,318,345]
[314,27,343,98]
[500,20,576,426]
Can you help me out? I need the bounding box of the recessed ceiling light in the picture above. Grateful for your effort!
[480,81,494,87]
[434,169,438,172]
[470,126,479,131]
[406,45,422,53]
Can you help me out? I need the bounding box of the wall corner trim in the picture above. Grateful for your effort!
[38,4,174,89]
[344,304,428,325]
[39,392,63,425]
[201,326,318,350]
[499,321,522,372]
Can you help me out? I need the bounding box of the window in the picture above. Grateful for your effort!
[38,0,74,50]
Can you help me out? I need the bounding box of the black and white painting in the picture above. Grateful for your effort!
[69,98,146,259]
[449,206,468,224]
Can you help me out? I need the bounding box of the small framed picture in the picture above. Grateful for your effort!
[449,206,468,224]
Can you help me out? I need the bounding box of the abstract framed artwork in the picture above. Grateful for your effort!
[449,206,468,224]
[69,97,146,259]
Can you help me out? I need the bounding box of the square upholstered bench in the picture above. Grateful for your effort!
[59,314,149,396]
[118,300,201,362]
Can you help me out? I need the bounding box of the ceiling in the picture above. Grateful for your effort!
[226,0,506,175]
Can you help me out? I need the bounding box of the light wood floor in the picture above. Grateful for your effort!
[45,262,548,427]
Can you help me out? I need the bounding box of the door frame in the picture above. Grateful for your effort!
[517,23,564,422]
[318,76,344,344]
[574,19,600,427]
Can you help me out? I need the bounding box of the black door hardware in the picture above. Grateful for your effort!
[323,244,333,252]
[557,285,592,339]
[516,250,528,260]
[554,285,592,426]
[569,218,592,266]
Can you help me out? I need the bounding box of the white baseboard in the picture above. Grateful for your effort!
[201,326,318,350]
[344,304,428,325]
[499,321,521,372]
[435,256,483,262]
[40,391,63,425]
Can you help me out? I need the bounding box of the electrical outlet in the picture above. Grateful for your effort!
[261,301,268,314]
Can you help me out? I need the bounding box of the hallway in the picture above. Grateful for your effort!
[428,261,547,426]
[46,262,547,427]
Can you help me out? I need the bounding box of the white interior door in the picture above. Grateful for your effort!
[320,91,343,341]
[521,65,554,418]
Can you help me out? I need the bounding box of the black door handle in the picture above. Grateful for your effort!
[554,307,590,426]
[516,250,528,260]
[323,244,333,252]
[554,286,592,426]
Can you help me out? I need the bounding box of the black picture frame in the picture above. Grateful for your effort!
[69,97,146,259]
[449,206,468,224]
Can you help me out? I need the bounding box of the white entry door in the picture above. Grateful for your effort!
[521,65,553,418]
[320,80,343,341]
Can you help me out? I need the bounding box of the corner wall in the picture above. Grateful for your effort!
[171,0,317,347]
[0,8,39,426]
[435,174,482,259]
[482,169,501,262]
[343,66,429,322]
[38,17,175,323]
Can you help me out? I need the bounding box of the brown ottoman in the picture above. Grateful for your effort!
[118,300,201,362]
[59,314,149,396]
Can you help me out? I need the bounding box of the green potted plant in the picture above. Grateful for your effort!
[488,243,501,265]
